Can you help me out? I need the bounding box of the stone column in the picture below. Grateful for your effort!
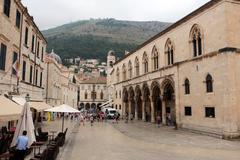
[150,98,155,123]
[122,102,126,119]
[134,98,138,120]
[162,101,166,125]
[142,100,145,121]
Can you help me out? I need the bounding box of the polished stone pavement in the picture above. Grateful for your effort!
[52,120,240,160]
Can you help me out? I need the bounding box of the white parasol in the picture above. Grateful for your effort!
[45,104,80,132]
[11,101,36,148]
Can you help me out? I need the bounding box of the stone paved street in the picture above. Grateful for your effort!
[53,120,240,160]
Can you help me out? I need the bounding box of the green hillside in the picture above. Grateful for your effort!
[43,18,171,62]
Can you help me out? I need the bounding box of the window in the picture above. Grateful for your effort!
[37,41,40,57]
[191,25,203,57]
[29,65,33,83]
[119,105,121,110]
[122,64,126,81]
[35,69,38,85]
[165,39,174,65]
[15,10,21,28]
[116,67,120,82]
[119,90,121,98]
[3,0,11,17]
[116,91,118,98]
[24,27,29,46]
[40,72,42,87]
[142,52,148,73]
[135,57,140,76]
[22,61,26,81]
[12,52,18,75]
[115,105,118,109]
[0,44,7,70]
[85,92,88,99]
[41,47,44,61]
[206,74,213,93]
[184,79,190,94]
[152,46,159,70]
[31,35,35,52]
[128,61,132,79]
[184,106,192,116]
[205,107,215,118]
[100,91,103,99]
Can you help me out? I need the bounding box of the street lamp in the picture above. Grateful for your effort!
[25,93,30,102]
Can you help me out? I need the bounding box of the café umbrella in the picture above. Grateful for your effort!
[44,104,80,132]
[11,101,36,148]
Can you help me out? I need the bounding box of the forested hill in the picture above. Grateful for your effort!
[42,18,171,62]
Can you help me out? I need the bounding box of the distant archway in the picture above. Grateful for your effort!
[85,103,90,110]
[151,81,162,122]
[142,83,151,122]
[135,85,142,120]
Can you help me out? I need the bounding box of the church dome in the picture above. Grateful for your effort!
[48,49,62,64]
[108,50,115,56]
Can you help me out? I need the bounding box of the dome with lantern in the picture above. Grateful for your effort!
[47,49,62,64]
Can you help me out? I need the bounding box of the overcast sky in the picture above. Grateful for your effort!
[21,0,210,30]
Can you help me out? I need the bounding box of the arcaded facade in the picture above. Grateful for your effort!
[108,0,240,138]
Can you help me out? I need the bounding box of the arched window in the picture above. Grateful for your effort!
[116,67,120,82]
[184,79,190,94]
[142,52,148,73]
[165,39,174,65]
[122,64,126,81]
[128,61,132,79]
[135,57,140,77]
[206,74,213,93]
[190,24,203,57]
[152,46,159,70]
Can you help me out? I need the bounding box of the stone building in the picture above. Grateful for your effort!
[78,77,108,111]
[0,0,47,101]
[45,50,79,109]
[108,0,240,138]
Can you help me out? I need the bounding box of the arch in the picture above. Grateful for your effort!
[142,52,149,73]
[206,74,213,93]
[142,83,151,122]
[97,103,102,110]
[190,24,203,57]
[184,78,190,94]
[122,88,128,103]
[85,103,90,110]
[165,38,174,65]
[151,46,159,70]
[128,87,135,102]
[135,85,142,120]
[91,103,96,111]
[135,57,140,76]
[151,81,162,123]
[128,60,133,79]
[122,64,127,81]
[161,78,176,126]
[79,103,84,110]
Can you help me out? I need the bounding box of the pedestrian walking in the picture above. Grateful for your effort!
[130,113,134,123]
[157,114,161,127]
[14,130,28,160]
[79,114,85,126]
[167,113,172,126]
[90,115,94,126]
[125,113,128,123]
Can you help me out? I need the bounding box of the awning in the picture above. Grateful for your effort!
[0,96,22,121]
[30,102,52,112]
[100,99,113,107]
[12,96,52,112]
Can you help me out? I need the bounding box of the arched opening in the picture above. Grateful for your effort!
[128,87,135,118]
[151,82,162,123]
[142,83,151,122]
[123,88,129,116]
[79,103,84,110]
[85,103,90,110]
[135,85,142,120]
[162,81,176,126]
[91,103,96,111]
[97,103,102,111]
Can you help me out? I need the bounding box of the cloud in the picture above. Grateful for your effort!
[21,0,210,30]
